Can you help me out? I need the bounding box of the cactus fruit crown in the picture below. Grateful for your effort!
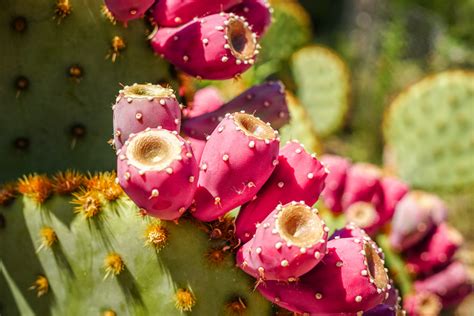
[226,17,257,61]
[234,112,276,140]
[126,130,181,171]
[346,202,377,228]
[364,242,389,290]
[276,204,324,248]
[123,84,173,99]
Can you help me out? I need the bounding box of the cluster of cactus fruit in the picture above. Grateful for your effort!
[103,0,272,80]
[320,154,473,315]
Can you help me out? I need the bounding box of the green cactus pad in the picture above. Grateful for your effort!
[0,174,271,315]
[383,70,474,191]
[258,0,312,67]
[0,0,173,182]
[279,94,323,154]
[291,46,351,137]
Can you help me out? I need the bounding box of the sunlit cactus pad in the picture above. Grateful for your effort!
[383,70,474,191]
[0,0,172,182]
[0,172,270,315]
[291,45,351,137]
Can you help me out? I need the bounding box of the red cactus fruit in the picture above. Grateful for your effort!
[258,237,390,314]
[229,0,272,36]
[117,128,198,220]
[330,223,384,259]
[237,201,329,281]
[364,283,403,315]
[345,202,381,236]
[192,112,279,221]
[376,177,409,225]
[151,0,242,27]
[320,154,351,213]
[183,81,289,140]
[341,163,383,211]
[104,0,154,23]
[235,140,327,243]
[405,223,463,275]
[414,261,473,307]
[403,292,442,316]
[183,87,224,118]
[390,191,447,251]
[113,84,181,150]
[150,13,259,80]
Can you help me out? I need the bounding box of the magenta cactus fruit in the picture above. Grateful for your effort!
[345,202,381,235]
[113,84,181,150]
[104,0,154,23]
[151,0,242,27]
[185,136,206,165]
[229,0,272,36]
[191,112,279,221]
[403,292,442,316]
[405,223,463,275]
[342,163,383,210]
[330,223,384,259]
[320,154,351,213]
[183,87,224,118]
[258,237,390,314]
[235,140,327,243]
[389,191,447,251]
[237,201,329,281]
[183,81,289,140]
[117,128,198,220]
[414,261,473,307]
[376,177,409,225]
[150,13,259,80]
[364,284,403,315]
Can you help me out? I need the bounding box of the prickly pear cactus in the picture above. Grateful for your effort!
[291,45,351,137]
[383,70,474,191]
[0,0,173,182]
[0,173,271,315]
[279,94,323,154]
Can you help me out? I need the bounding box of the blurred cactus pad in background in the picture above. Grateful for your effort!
[1,0,473,315]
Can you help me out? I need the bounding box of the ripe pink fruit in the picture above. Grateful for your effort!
[229,0,272,36]
[235,140,327,243]
[104,0,154,23]
[345,202,381,235]
[113,84,181,150]
[117,128,198,220]
[191,112,279,221]
[390,191,447,251]
[258,237,390,314]
[406,223,463,275]
[320,154,351,213]
[183,87,224,118]
[184,136,206,165]
[183,81,289,140]
[414,261,472,307]
[151,0,242,27]
[403,292,441,316]
[341,163,383,210]
[237,202,329,281]
[364,283,403,315]
[376,177,409,225]
[330,223,384,259]
[150,13,259,80]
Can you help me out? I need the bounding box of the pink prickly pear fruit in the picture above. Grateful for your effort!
[341,163,383,210]
[403,292,442,316]
[117,128,198,220]
[330,223,384,259]
[191,112,279,221]
[389,191,448,251]
[150,13,259,80]
[237,201,329,281]
[183,87,224,119]
[405,223,463,275]
[320,154,351,213]
[376,177,409,226]
[345,202,381,236]
[229,0,272,36]
[183,81,289,140]
[184,136,206,165]
[113,84,181,151]
[258,237,390,314]
[151,0,242,27]
[364,284,403,316]
[414,261,473,307]
[235,140,327,243]
[104,0,154,23]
